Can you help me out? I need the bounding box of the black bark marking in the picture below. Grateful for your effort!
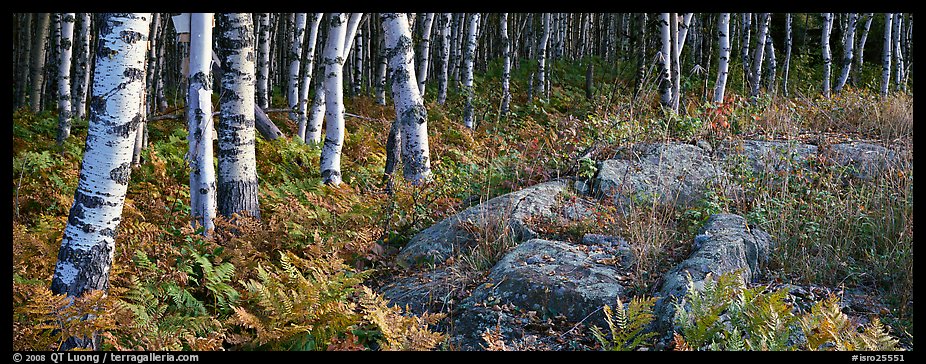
[109,162,132,185]
[51,242,114,297]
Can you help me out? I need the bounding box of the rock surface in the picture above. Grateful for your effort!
[652,213,775,341]
[823,142,900,180]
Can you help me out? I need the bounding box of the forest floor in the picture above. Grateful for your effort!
[13,58,914,351]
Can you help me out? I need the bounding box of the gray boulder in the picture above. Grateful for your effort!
[823,142,900,180]
[716,139,818,177]
[397,180,569,267]
[451,238,631,349]
[653,214,775,341]
[593,143,722,209]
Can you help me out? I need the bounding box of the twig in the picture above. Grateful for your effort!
[14,157,26,221]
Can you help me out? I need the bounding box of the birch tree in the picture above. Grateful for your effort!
[821,13,834,98]
[713,13,731,103]
[319,13,349,185]
[834,13,858,93]
[462,13,480,129]
[56,13,76,145]
[536,13,551,102]
[748,13,770,101]
[658,13,673,108]
[782,13,793,97]
[892,13,905,92]
[740,13,751,92]
[500,13,512,114]
[852,13,874,86]
[436,13,452,104]
[50,13,151,350]
[881,13,893,96]
[216,13,260,219]
[31,13,50,113]
[188,13,217,232]
[297,13,323,142]
[375,33,388,105]
[287,13,307,119]
[72,13,92,120]
[256,13,271,109]
[382,13,433,185]
[416,13,435,96]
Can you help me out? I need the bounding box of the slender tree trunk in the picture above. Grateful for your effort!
[821,13,834,98]
[15,14,32,110]
[71,14,91,119]
[500,13,511,114]
[713,13,732,103]
[741,13,752,95]
[834,13,858,94]
[31,13,51,113]
[287,13,307,119]
[256,13,271,109]
[658,13,673,108]
[852,13,874,86]
[416,13,435,96]
[537,13,551,102]
[188,13,217,233]
[892,13,904,92]
[880,13,893,96]
[749,13,770,101]
[462,13,481,129]
[55,13,75,145]
[319,13,348,186]
[633,13,646,100]
[436,13,452,104]
[783,13,793,97]
[375,32,388,105]
[297,13,323,142]
[51,13,151,351]
[669,13,681,113]
[216,13,260,219]
[382,13,433,185]
[765,33,777,95]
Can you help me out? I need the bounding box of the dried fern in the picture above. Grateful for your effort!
[590,296,658,351]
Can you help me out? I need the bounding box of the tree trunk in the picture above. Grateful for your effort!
[416,13,435,96]
[56,13,75,145]
[765,32,777,95]
[31,13,51,113]
[15,14,32,110]
[749,13,770,101]
[892,13,905,92]
[287,13,307,120]
[319,13,348,186]
[821,13,834,98]
[436,13,452,104]
[537,13,551,103]
[833,13,858,94]
[880,13,893,96]
[713,13,731,103]
[462,13,481,129]
[51,13,151,351]
[188,13,217,233]
[852,13,874,86]
[297,13,323,142]
[500,13,511,114]
[375,31,389,105]
[382,13,433,185]
[658,13,673,108]
[216,13,260,220]
[778,14,792,98]
[256,13,271,109]
[740,13,752,95]
[633,13,646,100]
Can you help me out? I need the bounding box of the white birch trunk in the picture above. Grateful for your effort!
[677,13,693,55]
[821,13,833,98]
[375,33,388,105]
[782,13,793,97]
[382,13,432,185]
[501,13,511,114]
[880,13,893,96]
[765,33,777,94]
[287,13,307,119]
[416,13,435,96]
[834,13,858,93]
[436,13,452,104]
[31,13,50,113]
[892,13,904,91]
[297,13,323,142]
[216,13,260,219]
[658,13,673,108]
[669,13,681,113]
[852,13,874,85]
[73,13,92,120]
[749,13,770,100]
[713,13,731,103]
[741,13,751,90]
[319,13,348,186]
[306,74,326,144]
[188,13,217,232]
[462,13,480,129]
[256,13,271,109]
[51,13,151,350]
[537,13,551,102]
[56,13,75,145]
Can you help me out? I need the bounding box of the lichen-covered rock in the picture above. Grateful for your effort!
[823,142,900,180]
[593,143,722,209]
[378,268,462,317]
[653,214,775,341]
[397,180,569,267]
[450,238,631,350]
[716,139,818,176]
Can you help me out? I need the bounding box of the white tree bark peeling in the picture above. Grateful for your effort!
[320,13,348,186]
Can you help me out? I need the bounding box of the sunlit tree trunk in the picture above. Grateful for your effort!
[834,13,858,93]
[500,13,511,114]
[851,13,874,86]
[462,13,481,129]
[740,13,751,94]
[765,32,777,95]
[892,13,905,92]
[436,13,452,104]
[51,13,151,351]
[297,13,323,142]
[880,13,893,96]
[748,13,770,101]
[782,13,793,97]
[375,33,388,105]
[55,13,75,145]
[256,13,271,109]
[713,13,731,103]
[287,13,307,120]
[72,13,92,120]
[319,13,348,186]
[821,13,833,98]
[215,13,260,219]
[188,13,217,233]
[658,13,673,108]
[669,13,681,113]
[537,13,551,102]
[382,13,433,185]
[416,13,435,96]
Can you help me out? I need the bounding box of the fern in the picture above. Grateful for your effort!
[590,296,658,351]
[357,286,446,351]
